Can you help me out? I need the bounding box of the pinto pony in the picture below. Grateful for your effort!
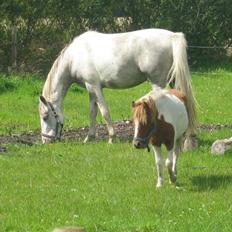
[132,86,189,187]
[38,29,197,148]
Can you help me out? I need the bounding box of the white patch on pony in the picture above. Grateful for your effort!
[140,87,188,140]
[133,119,139,139]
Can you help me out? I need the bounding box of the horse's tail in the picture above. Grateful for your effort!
[168,32,197,135]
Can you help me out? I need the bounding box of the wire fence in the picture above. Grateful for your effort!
[189,45,232,49]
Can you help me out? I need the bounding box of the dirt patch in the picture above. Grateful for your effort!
[0,120,232,145]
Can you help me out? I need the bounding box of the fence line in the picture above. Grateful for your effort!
[191,72,224,75]
[189,45,232,49]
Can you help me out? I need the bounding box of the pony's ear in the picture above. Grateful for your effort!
[132,101,135,107]
[132,101,141,108]
[39,96,48,106]
[147,96,154,107]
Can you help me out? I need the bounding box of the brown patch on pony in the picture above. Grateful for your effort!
[150,115,175,150]
[132,96,175,151]
[169,89,187,106]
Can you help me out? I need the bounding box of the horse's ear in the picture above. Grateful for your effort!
[39,96,48,106]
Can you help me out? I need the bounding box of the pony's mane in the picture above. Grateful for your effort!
[43,44,69,98]
[132,97,157,124]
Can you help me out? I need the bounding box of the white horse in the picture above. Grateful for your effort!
[39,29,197,147]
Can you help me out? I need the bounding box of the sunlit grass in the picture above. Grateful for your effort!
[0,129,232,232]
[0,68,232,232]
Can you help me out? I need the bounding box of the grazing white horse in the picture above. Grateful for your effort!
[132,86,189,187]
[39,29,197,146]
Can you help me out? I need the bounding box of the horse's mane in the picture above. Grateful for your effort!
[43,44,69,98]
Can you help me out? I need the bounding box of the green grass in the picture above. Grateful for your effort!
[0,68,232,232]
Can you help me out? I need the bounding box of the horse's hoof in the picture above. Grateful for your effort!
[156,183,163,188]
[183,135,198,151]
[83,135,95,143]
[108,137,113,144]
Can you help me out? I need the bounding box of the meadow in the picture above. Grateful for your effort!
[0,67,232,232]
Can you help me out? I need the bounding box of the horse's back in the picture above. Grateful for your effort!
[67,29,175,88]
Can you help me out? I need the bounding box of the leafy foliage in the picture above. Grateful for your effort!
[0,0,231,73]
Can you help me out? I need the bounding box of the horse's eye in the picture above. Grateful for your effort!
[42,114,49,121]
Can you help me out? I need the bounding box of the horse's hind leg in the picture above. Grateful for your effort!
[84,90,98,143]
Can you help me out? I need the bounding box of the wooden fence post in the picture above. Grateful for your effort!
[11,25,17,68]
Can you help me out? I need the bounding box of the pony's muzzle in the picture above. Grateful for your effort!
[133,139,147,149]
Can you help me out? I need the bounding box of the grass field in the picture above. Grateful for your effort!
[0,67,232,232]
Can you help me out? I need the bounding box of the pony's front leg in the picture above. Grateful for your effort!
[84,91,98,143]
[152,145,163,188]
[94,87,115,144]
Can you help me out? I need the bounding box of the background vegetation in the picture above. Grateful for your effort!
[0,0,232,74]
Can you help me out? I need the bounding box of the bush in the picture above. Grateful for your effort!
[0,0,231,74]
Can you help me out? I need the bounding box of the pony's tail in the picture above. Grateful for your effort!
[168,32,197,135]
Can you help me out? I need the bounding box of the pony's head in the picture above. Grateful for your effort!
[39,96,63,144]
[132,97,157,149]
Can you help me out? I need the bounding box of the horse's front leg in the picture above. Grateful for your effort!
[152,145,163,188]
[94,86,115,144]
[84,91,98,143]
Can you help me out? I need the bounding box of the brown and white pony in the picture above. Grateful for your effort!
[132,86,189,187]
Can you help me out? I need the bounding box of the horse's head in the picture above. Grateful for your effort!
[132,97,157,149]
[39,96,63,144]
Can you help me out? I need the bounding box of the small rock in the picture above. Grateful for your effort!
[211,140,226,155]
[0,146,7,152]
[52,227,86,232]
[211,137,232,155]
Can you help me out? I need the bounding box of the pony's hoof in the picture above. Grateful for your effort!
[169,175,177,184]
[156,183,163,188]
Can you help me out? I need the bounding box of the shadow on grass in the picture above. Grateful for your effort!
[197,137,214,147]
[191,174,232,192]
